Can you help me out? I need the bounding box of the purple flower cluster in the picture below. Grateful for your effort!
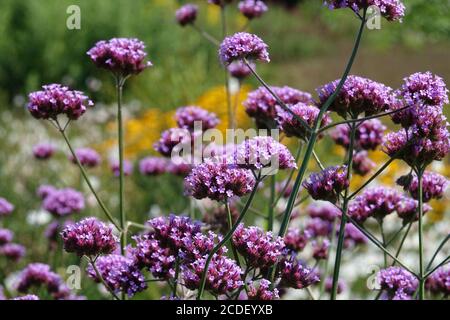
[244,86,313,129]
[279,257,320,289]
[154,128,192,157]
[303,165,349,203]
[348,187,402,223]
[219,32,270,65]
[185,159,255,202]
[87,38,152,76]
[69,147,101,168]
[32,143,56,160]
[352,150,376,176]
[175,106,219,131]
[28,84,94,120]
[307,202,340,222]
[247,280,279,300]
[0,197,14,217]
[317,75,396,118]
[87,254,147,297]
[238,0,268,19]
[324,0,405,22]
[284,228,309,252]
[37,184,57,200]
[139,157,167,176]
[183,255,243,295]
[61,217,117,257]
[228,60,254,80]
[175,4,198,26]
[331,119,386,150]
[0,243,26,262]
[276,103,332,140]
[42,188,85,217]
[395,196,431,224]
[232,224,285,268]
[384,72,450,168]
[110,159,133,177]
[377,267,418,300]
[233,136,296,171]
[0,228,13,245]
[339,223,367,248]
[397,171,448,202]
[16,263,73,300]
[426,266,449,296]
[312,239,330,260]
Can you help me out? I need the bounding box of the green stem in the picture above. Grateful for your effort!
[379,221,387,267]
[331,121,357,300]
[417,168,425,300]
[116,78,126,256]
[197,178,261,300]
[391,221,413,267]
[267,175,276,231]
[226,201,241,267]
[191,24,220,46]
[278,7,367,239]
[426,234,450,271]
[58,123,120,230]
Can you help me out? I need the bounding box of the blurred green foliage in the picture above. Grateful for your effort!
[0,0,448,109]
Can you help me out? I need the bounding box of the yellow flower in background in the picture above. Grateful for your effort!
[196,85,252,133]
[428,199,447,222]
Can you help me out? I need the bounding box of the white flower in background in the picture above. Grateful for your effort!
[27,209,52,226]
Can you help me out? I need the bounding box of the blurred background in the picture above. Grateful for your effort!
[0,0,448,299]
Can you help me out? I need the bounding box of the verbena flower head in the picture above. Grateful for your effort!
[139,157,167,176]
[352,150,376,176]
[305,218,333,238]
[284,228,309,252]
[312,239,330,260]
[324,0,405,22]
[183,255,243,295]
[175,106,219,131]
[348,187,402,223]
[0,243,25,262]
[16,263,72,300]
[279,257,320,289]
[86,254,147,297]
[426,266,450,296]
[69,148,101,168]
[28,84,93,120]
[185,159,255,202]
[87,38,152,76]
[244,86,314,129]
[239,0,268,19]
[398,71,449,108]
[219,32,270,65]
[228,60,254,80]
[377,267,418,300]
[248,280,279,300]
[303,166,349,203]
[232,224,285,269]
[148,214,202,252]
[233,136,296,171]
[0,228,14,245]
[395,196,431,224]
[110,159,133,177]
[32,143,55,160]
[154,128,192,157]
[276,103,332,140]
[128,234,176,280]
[42,188,85,217]
[331,119,386,150]
[397,171,448,202]
[37,184,57,200]
[307,202,340,222]
[317,75,395,118]
[382,127,450,167]
[340,223,367,248]
[0,197,14,217]
[61,217,117,257]
[175,4,198,26]
[325,277,346,294]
